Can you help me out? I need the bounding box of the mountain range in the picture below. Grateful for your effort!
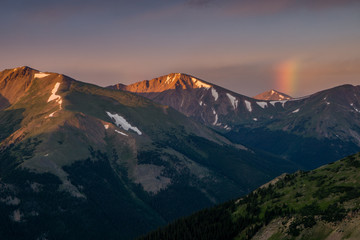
[110,73,360,169]
[0,67,297,240]
[0,66,359,240]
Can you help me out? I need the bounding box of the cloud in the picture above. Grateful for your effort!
[225,0,291,16]
[186,0,214,7]
[4,0,170,24]
[300,59,360,77]
[185,0,360,16]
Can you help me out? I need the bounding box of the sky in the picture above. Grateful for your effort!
[1,0,359,97]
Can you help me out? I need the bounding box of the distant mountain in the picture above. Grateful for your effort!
[138,152,360,240]
[227,84,360,168]
[109,73,269,129]
[253,89,292,100]
[112,74,360,169]
[0,67,297,240]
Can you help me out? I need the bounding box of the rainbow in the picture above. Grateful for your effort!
[275,60,299,96]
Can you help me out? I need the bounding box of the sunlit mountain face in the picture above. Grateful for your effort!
[253,89,292,101]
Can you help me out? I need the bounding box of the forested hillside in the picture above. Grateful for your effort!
[138,152,360,240]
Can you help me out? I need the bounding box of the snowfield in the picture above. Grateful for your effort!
[192,77,212,89]
[47,82,63,117]
[211,87,219,101]
[34,72,50,78]
[256,102,268,108]
[226,93,238,109]
[106,112,142,135]
[244,100,252,112]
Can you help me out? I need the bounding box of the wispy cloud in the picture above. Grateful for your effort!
[186,0,215,7]
[185,0,360,16]
[301,59,360,77]
[225,0,291,16]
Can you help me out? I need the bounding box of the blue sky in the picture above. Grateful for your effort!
[1,0,359,96]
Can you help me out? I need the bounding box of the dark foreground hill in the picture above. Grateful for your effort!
[0,67,297,240]
[138,152,360,240]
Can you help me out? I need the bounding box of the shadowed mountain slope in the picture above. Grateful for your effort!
[0,67,297,240]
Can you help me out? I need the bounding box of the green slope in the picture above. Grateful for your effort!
[138,152,360,240]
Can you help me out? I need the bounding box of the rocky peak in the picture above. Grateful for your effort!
[111,73,213,93]
[253,89,292,101]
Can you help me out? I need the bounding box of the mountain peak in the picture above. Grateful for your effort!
[110,73,213,93]
[253,89,292,101]
[10,66,38,72]
[157,73,213,90]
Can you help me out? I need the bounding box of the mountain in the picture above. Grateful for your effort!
[253,89,292,100]
[109,73,278,129]
[112,74,360,169]
[0,67,297,240]
[227,84,360,168]
[138,152,360,240]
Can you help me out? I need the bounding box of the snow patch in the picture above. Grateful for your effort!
[224,125,231,130]
[244,100,252,112]
[165,75,174,84]
[350,103,359,112]
[34,72,50,78]
[212,108,218,125]
[192,77,212,89]
[292,108,300,113]
[106,112,142,135]
[256,102,267,108]
[48,82,62,109]
[48,111,56,117]
[211,87,219,101]
[115,130,128,136]
[226,93,238,109]
[253,118,258,121]
[199,101,203,106]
